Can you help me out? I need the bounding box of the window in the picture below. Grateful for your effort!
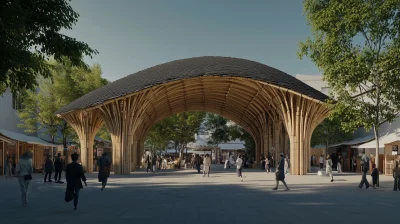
[12,92,23,110]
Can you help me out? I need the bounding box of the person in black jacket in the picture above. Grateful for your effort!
[54,153,63,183]
[66,153,87,210]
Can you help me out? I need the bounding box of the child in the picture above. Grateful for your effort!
[371,164,379,189]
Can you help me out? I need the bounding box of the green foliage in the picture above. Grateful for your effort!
[0,0,98,94]
[145,112,206,153]
[17,59,108,145]
[97,126,111,142]
[299,1,400,163]
[311,117,353,148]
[18,78,60,143]
[229,124,255,159]
[204,113,230,146]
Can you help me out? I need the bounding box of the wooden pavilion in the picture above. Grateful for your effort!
[56,56,330,175]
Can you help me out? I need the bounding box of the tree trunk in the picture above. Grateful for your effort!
[373,124,380,170]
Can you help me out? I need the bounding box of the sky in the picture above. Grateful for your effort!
[63,0,321,82]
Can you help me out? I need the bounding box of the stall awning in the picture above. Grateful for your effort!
[0,129,59,147]
[329,135,375,148]
[355,132,400,149]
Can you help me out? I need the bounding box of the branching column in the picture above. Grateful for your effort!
[270,88,329,175]
[62,110,103,173]
[100,92,150,174]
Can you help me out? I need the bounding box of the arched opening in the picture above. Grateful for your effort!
[142,112,258,171]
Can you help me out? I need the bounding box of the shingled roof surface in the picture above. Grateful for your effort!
[56,56,328,114]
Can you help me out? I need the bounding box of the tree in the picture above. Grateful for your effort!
[0,0,98,94]
[204,113,230,147]
[169,112,206,159]
[18,78,60,143]
[299,0,400,170]
[229,125,255,159]
[311,117,353,150]
[18,60,108,147]
[145,118,175,154]
[144,112,206,162]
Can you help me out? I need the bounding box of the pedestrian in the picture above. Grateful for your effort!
[352,156,357,172]
[337,155,343,173]
[236,154,244,181]
[371,164,379,189]
[358,152,370,189]
[44,155,54,183]
[194,154,201,173]
[273,153,289,191]
[203,154,211,177]
[65,153,87,211]
[146,154,151,173]
[5,157,13,179]
[319,155,324,171]
[260,154,266,170]
[15,151,33,207]
[326,154,334,182]
[265,157,270,173]
[54,153,63,183]
[152,154,157,172]
[393,161,400,191]
[97,152,111,191]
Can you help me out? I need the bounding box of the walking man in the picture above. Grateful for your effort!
[66,153,87,210]
[358,152,370,189]
[44,155,54,183]
[97,152,111,191]
[319,155,324,171]
[194,154,201,173]
[273,153,289,191]
[54,153,63,183]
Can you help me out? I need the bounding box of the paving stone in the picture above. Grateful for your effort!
[0,165,398,224]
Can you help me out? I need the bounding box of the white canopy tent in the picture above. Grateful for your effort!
[355,132,400,149]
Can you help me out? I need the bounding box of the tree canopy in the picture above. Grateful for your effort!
[299,0,400,168]
[145,112,206,155]
[18,59,108,146]
[204,113,230,147]
[311,117,353,148]
[0,0,97,94]
[229,124,255,159]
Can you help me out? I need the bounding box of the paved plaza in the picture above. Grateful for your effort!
[0,166,399,224]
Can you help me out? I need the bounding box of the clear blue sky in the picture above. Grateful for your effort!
[64,0,320,82]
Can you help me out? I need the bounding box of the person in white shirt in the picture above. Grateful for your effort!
[203,154,211,177]
[236,154,244,181]
[326,154,334,182]
[319,155,324,171]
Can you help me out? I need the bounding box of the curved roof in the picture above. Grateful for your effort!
[56,56,328,114]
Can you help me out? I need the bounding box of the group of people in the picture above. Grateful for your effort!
[13,151,111,210]
[42,154,65,183]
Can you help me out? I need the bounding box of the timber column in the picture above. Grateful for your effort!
[270,88,329,175]
[62,110,103,173]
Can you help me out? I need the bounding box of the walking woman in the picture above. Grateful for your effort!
[203,154,211,177]
[146,154,151,173]
[66,153,87,210]
[97,152,111,191]
[236,154,244,181]
[326,154,334,182]
[5,157,13,179]
[15,151,33,207]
